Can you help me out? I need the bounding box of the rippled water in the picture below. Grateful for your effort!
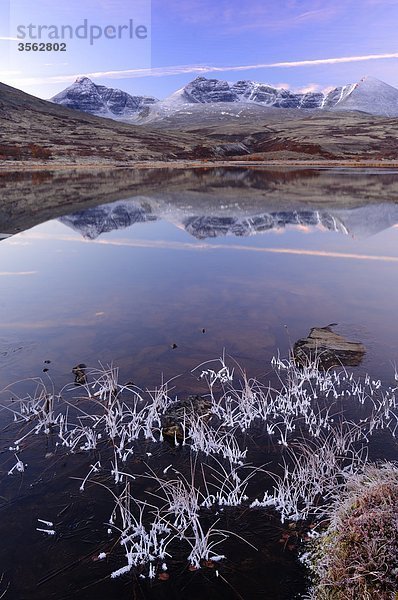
[0,167,397,599]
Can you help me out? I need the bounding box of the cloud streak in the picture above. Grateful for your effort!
[0,271,37,276]
[20,232,398,264]
[9,52,398,87]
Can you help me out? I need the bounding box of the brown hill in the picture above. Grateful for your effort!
[0,81,237,164]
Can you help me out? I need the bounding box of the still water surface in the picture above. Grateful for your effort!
[0,167,397,599]
[1,172,398,389]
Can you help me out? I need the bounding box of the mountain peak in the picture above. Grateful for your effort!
[75,76,95,85]
[359,75,382,83]
[332,75,398,116]
[51,78,158,119]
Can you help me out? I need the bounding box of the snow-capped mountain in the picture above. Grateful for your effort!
[164,75,398,113]
[140,75,398,122]
[50,75,398,123]
[51,76,158,119]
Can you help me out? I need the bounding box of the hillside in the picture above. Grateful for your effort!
[0,82,236,164]
[181,111,398,162]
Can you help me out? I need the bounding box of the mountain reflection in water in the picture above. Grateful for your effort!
[58,196,398,240]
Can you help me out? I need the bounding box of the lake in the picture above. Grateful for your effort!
[0,166,397,599]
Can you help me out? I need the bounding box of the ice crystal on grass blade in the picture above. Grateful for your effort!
[7,453,25,475]
[90,363,120,404]
[201,460,259,508]
[36,519,55,536]
[143,466,202,533]
[80,461,101,492]
[186,519,228,570]
[193,353,234,401]
[251,427,367,522]
[188,418,247,464]
[107,483,174,579]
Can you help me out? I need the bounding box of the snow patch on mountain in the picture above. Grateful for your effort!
[331,76,398,116]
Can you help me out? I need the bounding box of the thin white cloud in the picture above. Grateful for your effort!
[7,52,398,87]
[0,271,37,276]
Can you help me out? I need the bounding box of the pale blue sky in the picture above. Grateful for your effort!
[1,0,398,99]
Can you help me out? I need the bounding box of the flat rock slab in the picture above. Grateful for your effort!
[293,326,365,369]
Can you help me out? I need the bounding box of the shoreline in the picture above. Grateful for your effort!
[2,159,398,172]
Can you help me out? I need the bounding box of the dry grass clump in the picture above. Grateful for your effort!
[306,463,398,600]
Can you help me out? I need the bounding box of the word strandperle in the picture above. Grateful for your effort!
[16,19,148,46]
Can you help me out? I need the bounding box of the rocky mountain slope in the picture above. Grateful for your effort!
[51,76,157,119]
[163,76,333,108]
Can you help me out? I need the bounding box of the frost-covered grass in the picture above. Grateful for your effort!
[304,463,398,600]
[1,352,397,585]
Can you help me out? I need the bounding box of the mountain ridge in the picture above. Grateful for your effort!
[50,75,398,122]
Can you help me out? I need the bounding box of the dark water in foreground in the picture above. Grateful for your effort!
[0,167,397,599]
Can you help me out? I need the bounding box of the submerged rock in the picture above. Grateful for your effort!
[72,363,87,385]
[161,395,212,441]
[293,325,365,369]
